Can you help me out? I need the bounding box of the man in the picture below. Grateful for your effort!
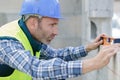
[0,0,120,80]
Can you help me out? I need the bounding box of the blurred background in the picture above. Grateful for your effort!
[0,0,120,80]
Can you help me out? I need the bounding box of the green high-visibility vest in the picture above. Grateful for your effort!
[0,20,40,80]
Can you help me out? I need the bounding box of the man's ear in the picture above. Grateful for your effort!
[29,18,38,29]
[26,17,38,33]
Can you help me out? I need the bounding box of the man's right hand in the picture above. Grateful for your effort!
[82,43,120,74]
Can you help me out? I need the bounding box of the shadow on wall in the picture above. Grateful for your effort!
[91,21,97,39]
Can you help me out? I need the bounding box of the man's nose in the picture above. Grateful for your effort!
[53,26,58,35]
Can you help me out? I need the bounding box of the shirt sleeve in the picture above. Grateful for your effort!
[40,44,88,61]
[0,39,83,79]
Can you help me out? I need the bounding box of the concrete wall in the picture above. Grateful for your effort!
[108,1,120,80]
[51,0,83,48]
[114,1,120,16]
[108,52,120,80]
[0,0,22,26]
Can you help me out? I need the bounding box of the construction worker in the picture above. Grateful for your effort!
[0,0,120,80]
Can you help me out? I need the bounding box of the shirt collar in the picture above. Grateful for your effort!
[18,18,42,53]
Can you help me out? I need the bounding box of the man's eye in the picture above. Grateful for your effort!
[51,24,55,26]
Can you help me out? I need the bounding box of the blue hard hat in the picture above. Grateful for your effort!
[20,0,62,19]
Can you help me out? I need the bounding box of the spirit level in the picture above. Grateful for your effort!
[100,36,120,46]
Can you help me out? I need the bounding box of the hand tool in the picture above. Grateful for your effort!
[100,36,120,46]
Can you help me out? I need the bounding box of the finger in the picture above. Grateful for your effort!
[113,43,120,47]
[103,45,120,56]
[97,40,103,45]
[94,34,107,42]
[102,43,120,49]
[101,45,119,54]
[108,47,120,58]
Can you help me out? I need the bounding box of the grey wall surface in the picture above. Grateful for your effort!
[0,0,22,13]
[50,0,83,48]
[0,0,22,26]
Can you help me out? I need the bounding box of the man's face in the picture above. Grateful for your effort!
[33,17,59,44]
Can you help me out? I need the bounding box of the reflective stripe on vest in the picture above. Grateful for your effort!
[0,20,40,80]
